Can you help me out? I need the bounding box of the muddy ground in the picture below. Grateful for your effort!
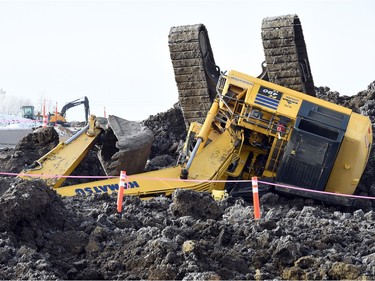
[0,82,375,280]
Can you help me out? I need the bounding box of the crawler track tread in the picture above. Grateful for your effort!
[261,15,316,96]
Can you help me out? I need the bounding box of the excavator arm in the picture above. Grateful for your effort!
[60,96,90,124]
[47,125,240,198]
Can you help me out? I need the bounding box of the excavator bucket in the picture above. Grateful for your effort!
[98,115,154,176]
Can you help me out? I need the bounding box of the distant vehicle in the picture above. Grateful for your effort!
[21,106,43,121]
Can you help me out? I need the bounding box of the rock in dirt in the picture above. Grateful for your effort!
[170,189,223,220]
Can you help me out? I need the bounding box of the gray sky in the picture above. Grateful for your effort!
[1,0,374,121]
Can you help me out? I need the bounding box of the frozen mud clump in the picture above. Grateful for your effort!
[143,104,187,171]
[0,179,63,232]
[0,178,75,280]
[170,189,223,220]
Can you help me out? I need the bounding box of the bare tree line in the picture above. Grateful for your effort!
[0,93,54,116]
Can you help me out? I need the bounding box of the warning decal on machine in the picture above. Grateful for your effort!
[254,86,282,110]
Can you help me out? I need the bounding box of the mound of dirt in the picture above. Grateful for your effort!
[0,81,375,279]
[0,127,59,173]
[0,183,375,280]
[317,81,375,123]
[143,103,187,171]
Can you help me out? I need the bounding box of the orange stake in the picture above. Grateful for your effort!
[117,171,127,213]
[43,115,47,128]
[54,102,58,127]
[252,176,261,220]
[42,100,47,128]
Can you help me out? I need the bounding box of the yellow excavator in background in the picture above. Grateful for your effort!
[18,16,373,206]
[48,96,90,126]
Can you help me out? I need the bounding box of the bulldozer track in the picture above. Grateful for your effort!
[261,14,316,96]
[169,16,315,126]
[168,24,220,126]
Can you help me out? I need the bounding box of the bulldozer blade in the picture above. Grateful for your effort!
[98,115,154,176]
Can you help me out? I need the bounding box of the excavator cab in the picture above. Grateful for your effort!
[21,106,35,120]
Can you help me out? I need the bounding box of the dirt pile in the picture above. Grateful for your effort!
[0,182,375,280]
[0,127,59,173]
[317,81,375,123]
[143,103,187,171]
[0,81,375,279]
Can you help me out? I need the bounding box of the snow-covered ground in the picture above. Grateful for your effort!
[0,113,42,129]
[0,114,75,148]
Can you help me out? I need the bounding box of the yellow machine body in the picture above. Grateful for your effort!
[49,114,67,124]
[54,127,238,197]
[215,70,372,202]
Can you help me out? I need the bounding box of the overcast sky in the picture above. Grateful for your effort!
[0,0,374,121]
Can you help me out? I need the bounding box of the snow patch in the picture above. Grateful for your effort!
[0,114,42,129]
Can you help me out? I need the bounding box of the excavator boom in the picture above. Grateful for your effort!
[20,105,240,198]
[60,96,90,124]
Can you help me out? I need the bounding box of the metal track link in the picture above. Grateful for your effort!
[169,24,219,126]
[261,14,316,96]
